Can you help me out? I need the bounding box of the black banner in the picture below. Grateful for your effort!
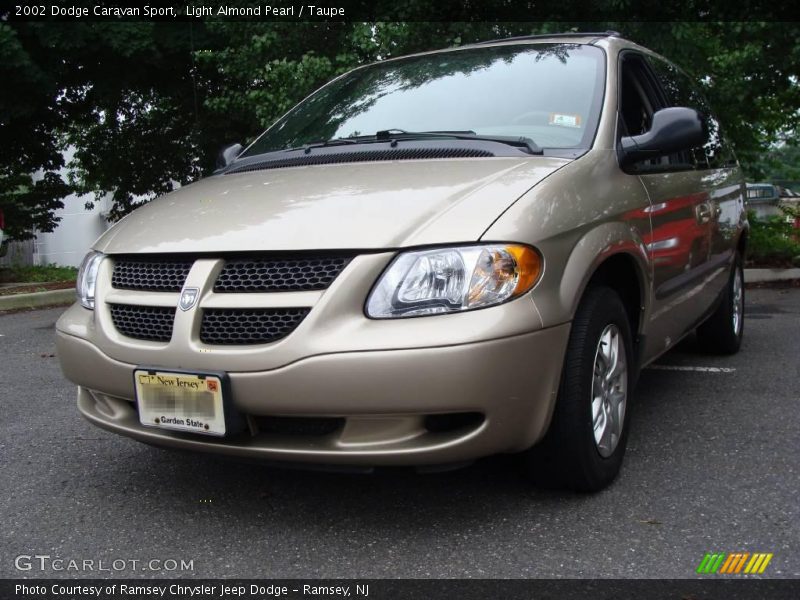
[2,579,800,600]
[4,0,800,22]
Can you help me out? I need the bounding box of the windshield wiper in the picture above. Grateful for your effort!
[299,132,476,150]
[288,138,362,153]
[375,129,543,155]
[277,129,543,156]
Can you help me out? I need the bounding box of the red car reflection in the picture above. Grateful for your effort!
[627,192,714,270]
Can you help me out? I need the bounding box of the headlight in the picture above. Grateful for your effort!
[76,251,105,309]
[366,244,542,319]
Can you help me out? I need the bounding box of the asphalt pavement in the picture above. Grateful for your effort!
[1,288,798,579]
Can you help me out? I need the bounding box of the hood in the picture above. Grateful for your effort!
[95,157,569,254]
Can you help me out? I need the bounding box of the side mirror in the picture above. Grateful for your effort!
[216,142,244,170]
[619,107,706,167]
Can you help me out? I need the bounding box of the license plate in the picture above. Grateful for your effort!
[134,369,226,436]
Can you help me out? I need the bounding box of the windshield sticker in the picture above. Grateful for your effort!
[549,113,582,128]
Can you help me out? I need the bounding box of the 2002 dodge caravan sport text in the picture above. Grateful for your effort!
[56,32,747,491]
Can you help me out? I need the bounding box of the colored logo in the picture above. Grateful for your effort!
[696,552,773,575]
[179,287,200,311]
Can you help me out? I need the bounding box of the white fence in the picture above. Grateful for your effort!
[0,239,35,267]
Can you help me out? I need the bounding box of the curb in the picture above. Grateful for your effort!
[744,268,800,284]
[0,289,75,311]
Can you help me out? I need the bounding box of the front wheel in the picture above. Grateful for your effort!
[523,286,634,492]
[696,255,744,355]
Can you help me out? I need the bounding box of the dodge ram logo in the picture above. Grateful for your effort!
[179,287,200,311]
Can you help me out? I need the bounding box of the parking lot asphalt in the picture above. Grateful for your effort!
[1,288,798,579]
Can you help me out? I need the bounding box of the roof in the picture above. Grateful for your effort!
[466,31,623,48]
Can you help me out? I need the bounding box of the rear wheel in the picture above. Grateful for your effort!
[523,286,634,492]
[696,255,744,354]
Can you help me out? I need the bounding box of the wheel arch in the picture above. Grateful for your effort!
[736,224,749,258]
[559,223,651,341]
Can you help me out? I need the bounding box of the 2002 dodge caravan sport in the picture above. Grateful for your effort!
[56,32,747,491]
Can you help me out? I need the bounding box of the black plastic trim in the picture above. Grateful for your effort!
[222,140,515,175]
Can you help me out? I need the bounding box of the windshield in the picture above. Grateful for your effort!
[242,43,606,157]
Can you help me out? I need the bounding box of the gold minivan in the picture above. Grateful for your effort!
[57,32,747,491]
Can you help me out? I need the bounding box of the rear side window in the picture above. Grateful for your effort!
[645,56,736,169]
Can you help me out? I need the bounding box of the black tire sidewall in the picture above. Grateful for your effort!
[697,255,744,354]
[547,286,635,491]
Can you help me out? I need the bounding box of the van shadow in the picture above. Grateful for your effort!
[108,439,596,535]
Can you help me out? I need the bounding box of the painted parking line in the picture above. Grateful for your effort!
[646,365,736,373]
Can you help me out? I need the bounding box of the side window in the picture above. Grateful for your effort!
[618,54,673,172]
[646,56,735,169]
[619,56,657,137]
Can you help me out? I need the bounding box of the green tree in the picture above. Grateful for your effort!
[748,142,800,185]
[0,22,72,240]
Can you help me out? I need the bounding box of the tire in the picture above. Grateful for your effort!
[523,286,634,492]
[696,255,744,355]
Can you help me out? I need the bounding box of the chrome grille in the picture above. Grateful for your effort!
[109,304,175,342]
[200,308,310,345]
[214,256,352,293]
[112,257,193,292]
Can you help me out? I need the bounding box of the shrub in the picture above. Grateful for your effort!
[746,208,800,266]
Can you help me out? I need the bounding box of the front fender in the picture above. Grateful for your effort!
[526,222,652,330]
[480,149,653,330]
[563,223,650,324]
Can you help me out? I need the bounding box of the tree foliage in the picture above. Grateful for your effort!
[749,143,800,185]
[1,19,798,240]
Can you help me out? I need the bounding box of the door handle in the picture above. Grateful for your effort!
[696,203,712,224]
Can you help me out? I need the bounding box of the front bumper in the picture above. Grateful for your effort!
[57,323,570,467]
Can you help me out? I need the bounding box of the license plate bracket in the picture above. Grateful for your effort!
[133,367,242,437]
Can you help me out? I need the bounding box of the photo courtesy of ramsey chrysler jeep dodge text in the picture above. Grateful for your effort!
[57,32,747,491]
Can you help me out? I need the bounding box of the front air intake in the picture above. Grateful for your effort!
[200,308,310,345]
[112,257,194,292]
[109,304,176,343]
[214,255,353,293]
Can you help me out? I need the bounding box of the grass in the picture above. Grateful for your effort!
[0,263,79,283]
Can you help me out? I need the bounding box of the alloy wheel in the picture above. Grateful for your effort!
[591,324,628,457]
